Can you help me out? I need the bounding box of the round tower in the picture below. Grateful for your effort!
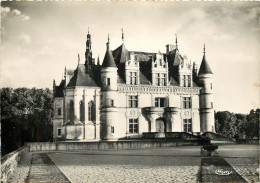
[198,45,215,133]
[100,34,118,140]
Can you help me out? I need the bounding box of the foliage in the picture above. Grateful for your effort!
[1,87,53,155]
[215,110,259,139]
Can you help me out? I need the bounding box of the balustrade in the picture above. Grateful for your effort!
[117,84,200,94]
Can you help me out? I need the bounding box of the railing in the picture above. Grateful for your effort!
[118,84,201,94]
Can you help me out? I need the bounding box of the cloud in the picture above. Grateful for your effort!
[1,6,30,22]
[1,6,10,15]
[12,9,21,15]
[18,33,31,44]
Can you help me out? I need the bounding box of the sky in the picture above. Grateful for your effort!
[0,2,259,114]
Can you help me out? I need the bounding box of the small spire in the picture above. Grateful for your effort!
[88,27,89,34]
[175,34,178,50]
[78,53,80,65]
[121,28,124,43]
[106,33,110,50]
[203,44,206,55]
[97,54,100,65]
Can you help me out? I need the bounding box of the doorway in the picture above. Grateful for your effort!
[156,118,166,133]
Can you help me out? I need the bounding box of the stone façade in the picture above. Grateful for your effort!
[52,31,214,141]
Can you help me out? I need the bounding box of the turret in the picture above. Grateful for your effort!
[101,34,118,91]
[85,28,92,70]
[198,44,214,132]
[100,34,118,140]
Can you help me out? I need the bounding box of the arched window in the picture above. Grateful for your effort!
[80,100,85,121]
[69,100,74,122]
[88,101,95,121]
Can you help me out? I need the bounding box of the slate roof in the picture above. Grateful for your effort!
[55,42,203,95]
[67,64,99,87]
[102,43,117,68]
[112,44,184,86]
[198,55,213,75]
[54,80,65,97]
[113,44,129,66]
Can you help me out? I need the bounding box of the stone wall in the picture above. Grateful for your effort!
[236,139,259,144]
[1,146,28,183]
[25,140,201,152]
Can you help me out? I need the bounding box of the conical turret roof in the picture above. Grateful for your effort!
[198,55,213,75]
[102,37,117,68]
[198,45,213,75]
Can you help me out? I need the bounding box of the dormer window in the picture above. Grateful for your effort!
[129,71,137,85]
[160,74,166,86]
[182,75,191,87]
[154,73,166,86]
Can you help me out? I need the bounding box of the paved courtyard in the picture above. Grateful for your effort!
[9,145,259,183]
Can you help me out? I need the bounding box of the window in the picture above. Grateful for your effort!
[88,101,95,121]
[129,119,138,133]
[107,78,110,86]
[154,73,166,86]
[182,75,191,87]
[58,108,62,116]
[183,119,192,132]
[210,83,213,89]
[69,100,74,122]
[107,99,114,107]
[128,96,138,108]
[111,126,114,133]
[129,72,137,85]
[155,98,165,107]
[211,102,213,108]
[80,101,85,121]
[57,129,62,136]
[160,74,166,86]
[155,73,160,86]
[183,97,191,109]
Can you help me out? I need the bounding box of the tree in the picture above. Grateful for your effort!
[215,111,237,138]
[215,109,260,139]
[1,87,54,155]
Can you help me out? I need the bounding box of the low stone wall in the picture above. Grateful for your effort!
[236,139,259,144]
[25,140,201,152]
[1,146,28,183]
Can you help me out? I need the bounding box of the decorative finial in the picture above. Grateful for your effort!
[121,28,124,43]
[203,44,206,55]
[97,54,100,65]
[78,53,80,65]
[175,34,178,49]
[108,33,110,44]
[88,27,89,34]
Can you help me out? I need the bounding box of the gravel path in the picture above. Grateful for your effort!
[48,148,201,183]
[8,145,258,183]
